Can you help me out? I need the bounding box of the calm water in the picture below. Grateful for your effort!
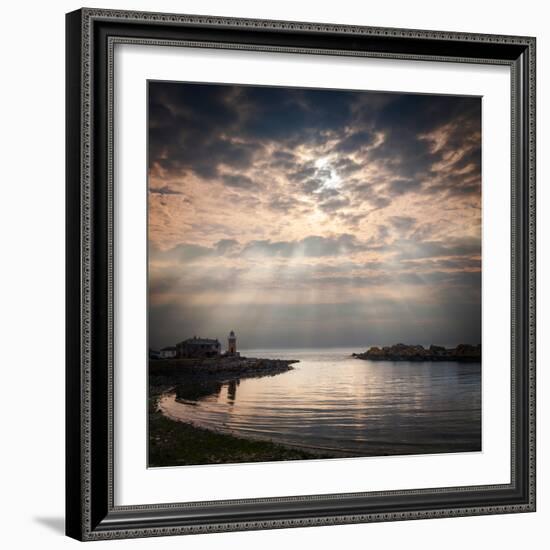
[159,348,481,457]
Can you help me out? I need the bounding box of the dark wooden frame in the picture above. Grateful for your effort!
[66,8,536,541]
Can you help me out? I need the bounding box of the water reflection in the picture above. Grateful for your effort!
[227,379,239,405]
[159,348,481,457]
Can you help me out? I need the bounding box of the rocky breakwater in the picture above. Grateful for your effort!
[352,343,481,363]
[149,356,299,400]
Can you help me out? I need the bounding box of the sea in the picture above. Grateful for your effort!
[158,347,481,457]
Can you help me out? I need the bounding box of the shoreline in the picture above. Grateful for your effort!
[149,399,330,467]
[148,355,323,466]
[157,392,351,458]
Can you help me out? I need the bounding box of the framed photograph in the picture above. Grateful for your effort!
[66,8,536,541]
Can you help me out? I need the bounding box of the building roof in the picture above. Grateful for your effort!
[179,337,220,346]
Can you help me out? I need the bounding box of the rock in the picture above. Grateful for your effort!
[149,356,298,396]
[354,343,481,362]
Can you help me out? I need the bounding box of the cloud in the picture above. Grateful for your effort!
[153,233,374,263]
[158,243,215,262]
[349,181,392,210]
[287,163,318,183]
[147,82,482,348]
[333,157,362,175]
[149,185,185,196]
[387,179,423,195]
[389,216,417,233]
[334,129,375,153]
[220,174,257,189]
[319,197,351,213]
[149,83,260,179]
[242,234,368,258]
[395,236,480,260]
[300,178,323,194]
[215,239,240,254]
[268,195,304,212]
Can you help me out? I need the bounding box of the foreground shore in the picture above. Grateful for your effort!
[149,355,324,466]
[149,400,325,466]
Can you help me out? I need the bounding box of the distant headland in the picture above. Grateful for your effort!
[353,343,481,362]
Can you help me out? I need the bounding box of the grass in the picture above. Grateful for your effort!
[148,405,326,467]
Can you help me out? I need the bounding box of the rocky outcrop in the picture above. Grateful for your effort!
[353,343,481,362]
[149,356,298,396]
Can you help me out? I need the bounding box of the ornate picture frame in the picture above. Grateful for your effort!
[66,8,536,541]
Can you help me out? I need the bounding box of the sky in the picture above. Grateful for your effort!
[148,81,481,350]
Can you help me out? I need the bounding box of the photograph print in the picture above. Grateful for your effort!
[147,81,482,468]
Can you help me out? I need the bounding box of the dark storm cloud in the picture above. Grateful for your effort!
[387,178,423,196]
[149,82,480,202]
[334,129,376,153]
[149,83,267,179]
[333,157,362,175]
[269,150,298,170]
[376,94,479,134]
[349,180,392,210]
[364,95,481,197]
[235,85,360,146]
[220,174,258,190]
[453,146,482,172]
[149,83,355,179]
[287,163,318,183]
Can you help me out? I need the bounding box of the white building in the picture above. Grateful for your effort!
[159,346,177,359]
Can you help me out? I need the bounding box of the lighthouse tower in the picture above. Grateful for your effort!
[227,330,237,356]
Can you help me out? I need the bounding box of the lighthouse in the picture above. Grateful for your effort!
[227,330,237,356]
